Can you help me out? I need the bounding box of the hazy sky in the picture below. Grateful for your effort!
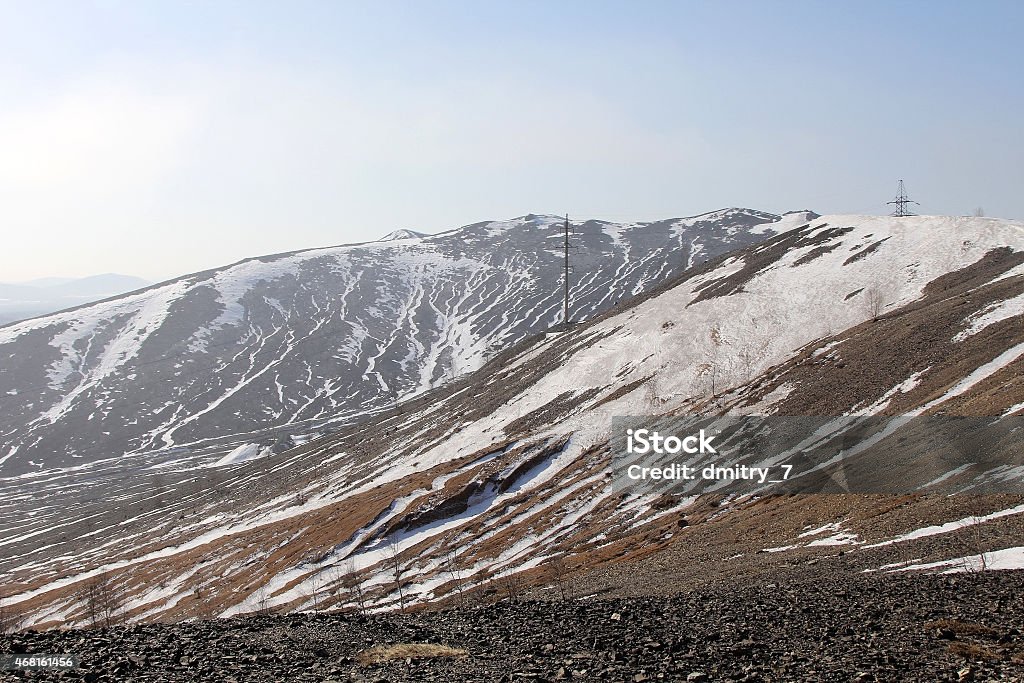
[1,1,1022,282]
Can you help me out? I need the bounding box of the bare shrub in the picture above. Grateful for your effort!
[0,597,25,634]
[737,340,768,383]
[500,572,523,603]
[78,572,123,628]
[193,587,218,620]
[861,285,887,320]
[442,537,467,605]
[386,541,406,612]
[969,514,989,573]
[308,574,323,614]
[955,500,991,573]
[707,325,727,395]
[548,555,571,601]
[337,559,368,614]
[253,585,273,615]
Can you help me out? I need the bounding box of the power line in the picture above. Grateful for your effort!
[563,214,570,327]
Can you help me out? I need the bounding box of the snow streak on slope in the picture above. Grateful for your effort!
[0,209,792,476]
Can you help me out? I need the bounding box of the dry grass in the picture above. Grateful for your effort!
[925,619,1000,639]
[926,618,1012,663]
[948,641,1004,662]
[356,643,468,666]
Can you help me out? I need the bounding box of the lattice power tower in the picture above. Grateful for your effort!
[887,180,920,217]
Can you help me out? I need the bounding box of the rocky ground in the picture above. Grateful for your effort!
[2,571,1023,682]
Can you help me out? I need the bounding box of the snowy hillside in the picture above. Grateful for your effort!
[4,213,1024,628]
[0,209,796,476]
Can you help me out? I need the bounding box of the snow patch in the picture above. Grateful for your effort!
[209,443,268,467]
[955,291,1024,341]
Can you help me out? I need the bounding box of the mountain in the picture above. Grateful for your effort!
[16,277,77,288]
[0,274,150,326]
[39,273,152,300]
[3,213,1023,629]
[0,208,800,476]
[378,229,430,241]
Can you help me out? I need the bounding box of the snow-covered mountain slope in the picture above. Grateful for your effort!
[4,214,1024,628]
[0,209,798,476]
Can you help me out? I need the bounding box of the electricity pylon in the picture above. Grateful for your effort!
[887,180,919,217]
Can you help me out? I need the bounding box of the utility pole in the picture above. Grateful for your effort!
[563,214,570,326]
[887,180,919,217]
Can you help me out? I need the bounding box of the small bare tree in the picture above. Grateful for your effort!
[337,559,368,614]
[548,555,570,601]
[79,573,122,628]
[972,517,989,572]
[695,362,716,397]
[94,573,121,627]
[442,537,467,606]
[253,585,273,615]
[708,326,727,395]
[299,551,325,614]
[500,571,523,603]
[862,285,887,320]
[692,325,733,396]
[386,541,406,612]
[193,587,217,620]
[737,339,769,383]
[308,573,323,614]
[0,597,24,634]
[643,377,663,407]
[959,501,990,573]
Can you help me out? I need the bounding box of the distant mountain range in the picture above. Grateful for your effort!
[0,273,150,325]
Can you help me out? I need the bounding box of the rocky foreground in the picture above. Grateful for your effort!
[2,572,1023,682]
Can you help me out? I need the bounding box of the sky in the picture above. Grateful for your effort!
[0,0,1022,282]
